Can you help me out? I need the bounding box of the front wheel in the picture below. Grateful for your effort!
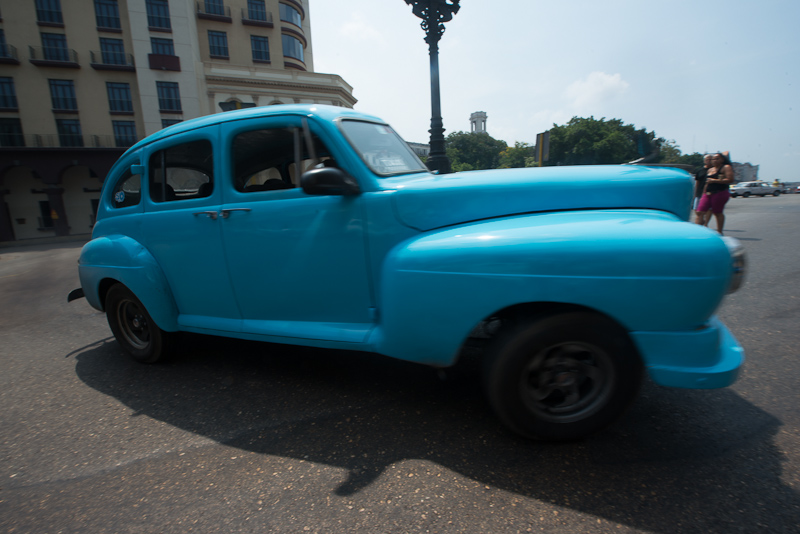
[773,190,780,196]
[105,284,174,363]
[483,312,643,440]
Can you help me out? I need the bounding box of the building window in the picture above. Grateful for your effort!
[281,34,303,62]
[94,0,121,29]
[279,3,302,26]
[49,79,77,111]
[56,118,83,147]
[146,0,171,30]
[106,82,132,113]
[151,37,175,55]
[112,121,137,147]
[36,0,63,24]
[41,33,70,61]
[99,38,126,65]
[0,30,8,58]
[251,35,269,62]
[205,0,225,16]
[208,31,228,58]
[161,118,182,128]
[0,118,24,147]
[156,81,181,112]
[0,77,18,110]
[247,0,267,21]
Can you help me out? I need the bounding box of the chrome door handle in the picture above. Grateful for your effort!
[193,211,218,220]
[220,208,252,218]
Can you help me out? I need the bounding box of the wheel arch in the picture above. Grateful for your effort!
[78,235,180,332]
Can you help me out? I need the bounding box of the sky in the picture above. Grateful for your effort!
[309,0,799,179]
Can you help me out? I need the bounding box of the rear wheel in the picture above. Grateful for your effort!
[483,312,643,440]
[105,284,174,363]
[773,190,780,196]
[743,191,751,198]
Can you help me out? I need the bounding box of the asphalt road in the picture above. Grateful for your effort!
[1,195,799,533]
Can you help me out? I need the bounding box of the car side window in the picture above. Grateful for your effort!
[149,139,214,202]
[111,168,141,208]
[232,127,336,193]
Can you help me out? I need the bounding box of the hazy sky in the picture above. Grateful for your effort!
[310,0,798,179]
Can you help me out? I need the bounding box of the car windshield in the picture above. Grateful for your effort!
[340,120,429,177]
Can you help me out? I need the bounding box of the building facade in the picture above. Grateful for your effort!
[0,0,355,242]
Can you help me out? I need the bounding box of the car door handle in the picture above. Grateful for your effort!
[220,208,252,219]
[193,211,218,220]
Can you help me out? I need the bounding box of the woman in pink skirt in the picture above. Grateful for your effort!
[697,152,734,233]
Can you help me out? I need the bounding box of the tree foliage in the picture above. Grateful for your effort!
[445,131,507,172]
[545,117,662,166]
[499,142,535,168]
[442,116,705,172]
[658,140,705,167]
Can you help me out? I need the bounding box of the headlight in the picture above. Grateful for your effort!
[721,236,746,293]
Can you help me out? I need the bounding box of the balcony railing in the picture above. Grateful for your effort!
[242,8,273,27]
[0,44,20,64]
[197,2,232,22]
[29,46,79,67]
[90,50,135,71]
[0,133,127,149]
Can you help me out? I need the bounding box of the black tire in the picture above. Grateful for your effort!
[483,312,643,440]
[105,284,174,363]
[743,191,750,198]
[773,190,780,196]
[731,193,737,198]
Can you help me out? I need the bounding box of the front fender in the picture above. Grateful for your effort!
[78,235,179,331]
[372,210,732,366]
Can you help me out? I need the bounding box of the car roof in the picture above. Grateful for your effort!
[124,104,386,153]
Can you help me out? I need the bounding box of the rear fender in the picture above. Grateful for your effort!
[78,235,179,331]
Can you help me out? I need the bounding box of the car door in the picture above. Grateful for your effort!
[217,115,373,343]
[140,126,242,331]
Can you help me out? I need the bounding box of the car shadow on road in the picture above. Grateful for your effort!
[73,334,798,533]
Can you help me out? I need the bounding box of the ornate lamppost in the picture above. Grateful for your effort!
[404,0,460,174]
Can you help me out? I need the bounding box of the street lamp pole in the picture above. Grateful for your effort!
[404,0,460,174]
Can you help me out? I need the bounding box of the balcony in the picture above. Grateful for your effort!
[0,44,19,65]
[242,8,273,27]
[90,50,135,72]
[0,133,125,149]
[29,46,80,68]
[196,2,232,23]
[148,53,181,71]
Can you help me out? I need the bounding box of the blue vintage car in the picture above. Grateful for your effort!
[70,104,745,440]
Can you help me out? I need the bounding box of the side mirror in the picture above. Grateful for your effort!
[301,167,360,196]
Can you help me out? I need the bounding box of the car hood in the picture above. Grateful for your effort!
[389,165,693,231]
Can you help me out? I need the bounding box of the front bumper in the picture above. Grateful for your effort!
[631,316,744,389]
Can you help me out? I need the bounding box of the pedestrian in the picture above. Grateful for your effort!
[694,154,713,225]
[696,152,734,233]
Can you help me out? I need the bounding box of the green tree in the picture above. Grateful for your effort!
[446,131,507,171]
[545,117,662,166]
[657,140,704,167]
[499,142,535,168]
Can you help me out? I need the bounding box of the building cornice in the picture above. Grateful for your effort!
[205,75,357,106]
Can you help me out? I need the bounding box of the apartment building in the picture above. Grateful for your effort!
[0,0,355,242]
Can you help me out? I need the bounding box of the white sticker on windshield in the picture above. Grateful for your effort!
[375,125,390,134]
